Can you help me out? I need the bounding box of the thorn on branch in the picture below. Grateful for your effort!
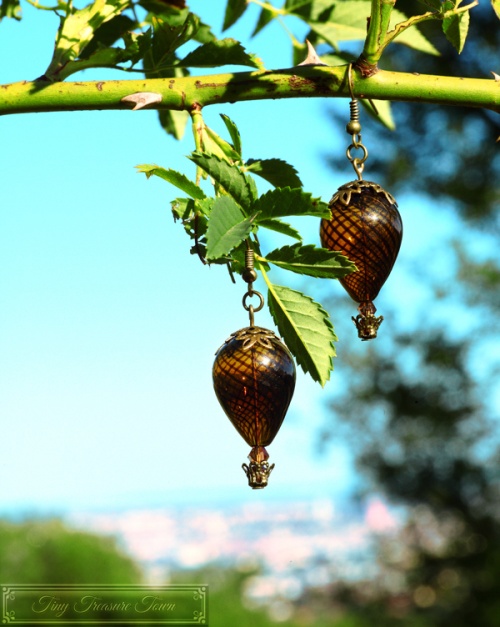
[121,92,163,110]
[297,40,328,67]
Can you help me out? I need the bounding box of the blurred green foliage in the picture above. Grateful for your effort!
[0,518,141,583]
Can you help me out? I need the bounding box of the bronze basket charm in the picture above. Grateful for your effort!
[213,326,296,489]
[320,179,403,340]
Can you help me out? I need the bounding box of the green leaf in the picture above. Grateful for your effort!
[245,159,302,188]
[419,0,442,9]
[158,109,190,140]
[493,0,500,19]
[188,152,256,212]
[147,13,199,70]
[253,187,330,221]
[80,14,136,58]
[223,0,248,30]
[136,164,206,200]
[252,6,276,36]
[201,124,241,162]
[43,0,130,81]
[259,219,302,241]
[361,99,395,130]
[308,2,371,46]
[308,2,439,56]
[0,0,21,20]
[206,196,254,260]
[220,114,242,157]
[442,9,470,53]
[266,283,336,386]
[263,244,356,278]
[390,9,440,56]
[179,38,260,68]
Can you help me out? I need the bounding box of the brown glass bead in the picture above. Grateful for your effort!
[320,180,402,340]
[320,180,403,305]
[213,326,296,449]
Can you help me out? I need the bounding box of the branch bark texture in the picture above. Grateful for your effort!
[1,65,499,116]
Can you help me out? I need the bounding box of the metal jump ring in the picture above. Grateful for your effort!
[242,290,265,313]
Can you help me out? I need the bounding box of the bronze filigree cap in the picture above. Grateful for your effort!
[330,179,397,208]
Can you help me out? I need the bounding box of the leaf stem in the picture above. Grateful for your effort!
[359,0,397,71]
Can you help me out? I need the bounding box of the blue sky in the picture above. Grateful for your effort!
[0,1,464,514]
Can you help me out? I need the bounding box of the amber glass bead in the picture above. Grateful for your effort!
[213,326,296,449]
[320,180,403,339]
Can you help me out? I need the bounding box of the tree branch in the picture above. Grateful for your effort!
[1,65,498,117]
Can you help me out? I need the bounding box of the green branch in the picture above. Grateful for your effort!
[361,0,397,69]
[0,65,498,116]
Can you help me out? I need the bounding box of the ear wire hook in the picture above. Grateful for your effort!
[347,62,355,101]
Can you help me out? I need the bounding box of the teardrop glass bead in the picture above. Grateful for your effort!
[320,179,403,340]
[213,326,296,488]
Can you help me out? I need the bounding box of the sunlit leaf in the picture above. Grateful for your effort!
[245,159,302,188]
[179,38,260,68]
[390,9,440,55]
[159,109,190,140]
[189,152,257,212]
[136,164,206,199]
[253,187,330,221]
[259,219,303,241]
[308,2,439,55]
[361,99,396,130]
[0,0,21,20]
[263,243,356,278]
[443,8,470,53]
[266,282,336,386]
[43,0,130,81]
[80,14,136,58]
[223,0,248,30]
[206,196,254,259]
[252,6,275,36]
[220,114,242,157]
[148,13,199,70]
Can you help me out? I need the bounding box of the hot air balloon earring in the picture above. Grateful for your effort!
[212,242,296,489]
[320,65,403,340]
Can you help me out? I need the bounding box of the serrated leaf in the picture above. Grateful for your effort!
[253,187,330,221]
[223,0,248,30]
[443,10,470,53]
[80,14,136,57]
[179,38,260,68]
[263,244,356,278]
[136,164,206,199]
[259,219,303,241]
[266,283,336,386]
[149,13,199,68]
[188,152,256,212]
[220,114,242,157]
[245,159,302,188]
[493,0,500,19]
[43,0,130,80]
[206,196,254,259]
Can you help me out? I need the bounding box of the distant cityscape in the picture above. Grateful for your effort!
[68,496,401,608]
